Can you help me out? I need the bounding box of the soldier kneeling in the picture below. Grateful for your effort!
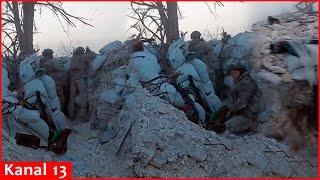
[213,61,265,134]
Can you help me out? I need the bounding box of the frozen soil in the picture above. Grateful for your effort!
[3,89,317,177]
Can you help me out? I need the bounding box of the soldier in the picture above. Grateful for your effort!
[68,47,94,122]
[221,31,231,45]
[39,49,53,68]
[42,49,54,58]
[188,31,218,90]
[39,49,70,115]
[217,61,264,134]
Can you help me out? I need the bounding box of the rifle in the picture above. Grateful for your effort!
[188,75,214,113]
[141,73,200,125]
[35,91,57,142]
[169,74,200,125]
[187,75,216,130]
[34,91,71,154]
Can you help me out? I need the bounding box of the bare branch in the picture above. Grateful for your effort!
[130,2,162,41]
[36,2,93,27]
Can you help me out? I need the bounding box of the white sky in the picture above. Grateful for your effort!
[31,2,299,55]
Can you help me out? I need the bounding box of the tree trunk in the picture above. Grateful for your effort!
[155,2,169,41]
[166,2,179,44]
[12,2,25,55]
[22,2,35,55]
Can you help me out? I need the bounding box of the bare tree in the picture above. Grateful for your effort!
[129,1,223,72]
[205,1,224,20]
[129,1,181,44]
[166,2,179,43]
[2,1,93,89]
[295,1,318,13]
[129,1,182,73]
[2,2,93,57]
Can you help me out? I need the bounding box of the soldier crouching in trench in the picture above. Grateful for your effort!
[68,47,95,122]
[213,61,264,134]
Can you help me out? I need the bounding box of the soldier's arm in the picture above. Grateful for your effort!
[228,81,255,113]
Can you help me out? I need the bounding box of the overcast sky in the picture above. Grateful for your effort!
[31,2,300,55]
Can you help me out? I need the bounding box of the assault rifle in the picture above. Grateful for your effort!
[169,74,200,125]
[187,75,216,130]
[140,73,200,125]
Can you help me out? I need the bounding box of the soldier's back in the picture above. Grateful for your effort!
[188,39,211,59]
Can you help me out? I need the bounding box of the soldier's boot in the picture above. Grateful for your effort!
[74,79,88,122]
[68,80,77,120]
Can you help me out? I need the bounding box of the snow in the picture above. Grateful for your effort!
[285,55,304,73]
[284,42,318,85]
[100,89,122,104]
[92,55,108,73]
[256,71,281,86]
[227,32,257,59]
[99,40,123,55]
[111,66,127,94]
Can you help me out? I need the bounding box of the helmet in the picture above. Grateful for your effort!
[190,31,201,40]
[132,39,144,52]
[73,47,85,56]
[42,49,54,58]
[228,60,248,73]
